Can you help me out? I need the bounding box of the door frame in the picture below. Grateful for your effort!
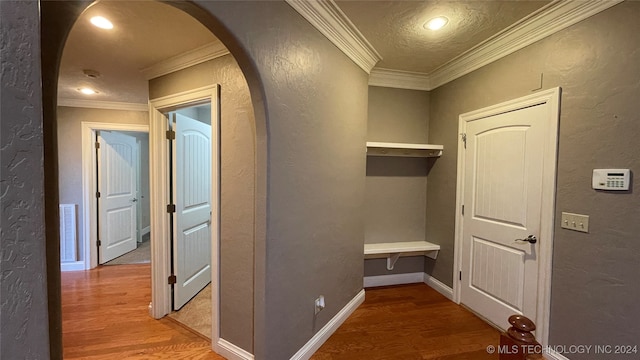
[452,87,561,345]
[80,122,149,270]
[148,85,220,349]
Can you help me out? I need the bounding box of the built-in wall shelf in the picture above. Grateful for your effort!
[366,142,443,158]
[364,241,440,270]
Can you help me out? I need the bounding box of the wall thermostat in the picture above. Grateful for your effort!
[592,169,630,190]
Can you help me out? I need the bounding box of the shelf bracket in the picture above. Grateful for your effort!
[425,250,439,260]
[386,253,401,270]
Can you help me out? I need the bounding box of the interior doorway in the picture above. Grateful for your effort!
[97,129,151,265]
[49,1,262,357]
[75,123,150,269]
[157,102,215,337]
[149,85,220,343]
[58,120,150,271]
[453,88,560,344]
[168,103,213,311]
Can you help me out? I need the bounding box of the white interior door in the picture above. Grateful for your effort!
[172,112,212,310]
[135,137,142,243]
[98,131,138,264]
[460,104,548,330]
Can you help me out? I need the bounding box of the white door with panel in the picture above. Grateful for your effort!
[460,103,549,330]
[172,112,212,310]
[98,131,139,264]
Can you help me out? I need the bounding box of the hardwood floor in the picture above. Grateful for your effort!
[311,284,501,360]
[63,266,499,359]
[62,264,223,360]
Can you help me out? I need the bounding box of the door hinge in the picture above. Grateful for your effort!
[460,133,467,149]
[95,141,100,149]
[166,130,175,140]
[461,205,464,215]
[168,274,177,285]
[96,191,101,198]
[97,240,102,247]
[167,204,176,213]
[459,271,462,281]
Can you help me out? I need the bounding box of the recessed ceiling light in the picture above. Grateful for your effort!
[79,87,98,95]
[424,16,449,31]
[90,16,113,30]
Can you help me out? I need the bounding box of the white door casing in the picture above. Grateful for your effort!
[149,84,221,350]
[149,107,172,316]
[79,122,148,270]
[453,88,560,344]
[172,112,212,310]
[98,131,139,264]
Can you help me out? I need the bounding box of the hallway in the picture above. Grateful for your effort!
[61,264,222,360]
[63,264,500,359]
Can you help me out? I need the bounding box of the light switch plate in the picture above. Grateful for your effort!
[561,212,589,233]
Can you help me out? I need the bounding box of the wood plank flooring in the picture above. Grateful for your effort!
[311,284,501,360]
[62,264,223,360]
[63,265,500,359]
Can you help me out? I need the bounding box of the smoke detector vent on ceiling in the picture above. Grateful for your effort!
[83,69,101,79]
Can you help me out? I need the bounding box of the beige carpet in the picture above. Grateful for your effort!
[104,237,150,265]
[168,283,212,339]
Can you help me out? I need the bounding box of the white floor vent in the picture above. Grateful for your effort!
[59,204,78,262]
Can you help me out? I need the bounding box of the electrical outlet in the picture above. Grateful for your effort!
[314,295,325,315]
[561,212,589,233]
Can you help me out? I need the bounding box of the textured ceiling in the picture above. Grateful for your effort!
[59,1,552,104]
[58,1,217,104]
[337,0,551,73]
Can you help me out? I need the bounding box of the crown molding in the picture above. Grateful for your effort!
[58,98,148,112]
[428,0,623,89]
[285,0,382,74]
[367,0,622,91]
[369,68,430,91]
[140,41,230,80]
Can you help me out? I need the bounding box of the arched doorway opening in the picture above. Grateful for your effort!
[41,1,268,358]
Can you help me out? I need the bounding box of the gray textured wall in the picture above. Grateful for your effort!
[150,54,256,352]
[57,107,149,262]
[365,256,425,277]
[0,1,51,358]
[367,86,429,143]
[186,3,368,358]
[365,87,430,277]
[203,3,368,358]
[426,2,640,357]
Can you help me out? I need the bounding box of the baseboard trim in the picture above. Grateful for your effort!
[61,261,86,272]
[216,338,254,360]
[423,274,454,301]
[141,226,151,236]
[290,289,365,360]
[364,272,424,288]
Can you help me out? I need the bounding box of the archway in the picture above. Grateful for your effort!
[41,1,268,358]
